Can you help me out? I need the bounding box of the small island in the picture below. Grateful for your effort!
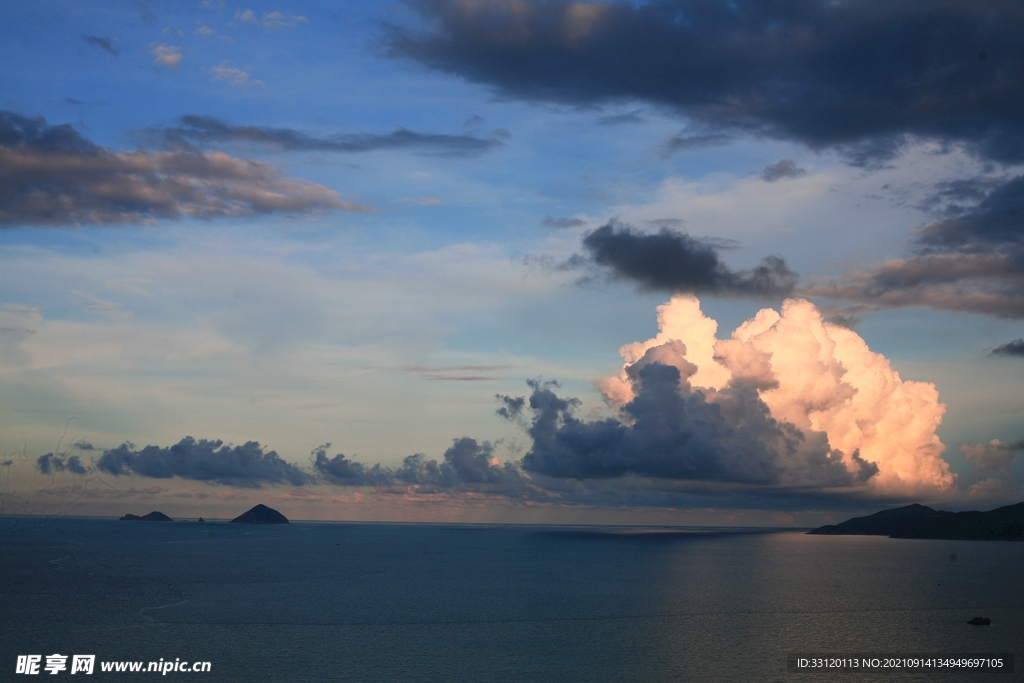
[229,503,289,524]
[809,502,1024,540]
[119,511,173,522]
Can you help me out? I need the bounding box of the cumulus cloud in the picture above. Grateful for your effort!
[96,437,311,488]
[37,453,89,475]
[806,175,1024,318]
[143,115,505,157]
[83,36,118,56]
[576,222,798,298]
[992,339,1024,356]
[500,367,870,489]
[312,438,528,493]
[387,0,1024,165]
[0,110,367,227]
[597,296,955,496]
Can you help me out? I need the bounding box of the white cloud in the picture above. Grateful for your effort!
[207,62,261,86]
[149,44,182,67]
[235,9,307,29]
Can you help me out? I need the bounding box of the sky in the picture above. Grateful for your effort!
[2,0,1023,525]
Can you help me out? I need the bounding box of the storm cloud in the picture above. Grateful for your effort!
[95,437,311,488]
[578,222,798,297]
[388,0,1024,164]
[499,360,873,488]
[143,115,505,157]
[0,110,366,227]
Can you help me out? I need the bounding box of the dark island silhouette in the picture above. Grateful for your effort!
[230,504,289,524]
[119,511,173,521]
[809,502,1024,540]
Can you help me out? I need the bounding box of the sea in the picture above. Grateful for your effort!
[1,516,1021,682]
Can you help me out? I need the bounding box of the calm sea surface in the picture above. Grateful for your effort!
[1,517,1021,682]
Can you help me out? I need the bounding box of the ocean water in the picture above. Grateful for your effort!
[1,517,1021,682]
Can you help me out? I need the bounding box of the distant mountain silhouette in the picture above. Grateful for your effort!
[230,504,289,524]
[119,511,173,521]
[809,502,1024,540]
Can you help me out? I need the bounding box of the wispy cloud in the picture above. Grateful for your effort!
[206,63,262,86]
[235,9,307,29]
[396,364,511,381]
[0,110,370,227]
[660,133,732,158]
[142,115,506,157]
[83,35,118,56]
[805,175,1024,318]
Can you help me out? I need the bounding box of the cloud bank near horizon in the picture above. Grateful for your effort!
[37,296,1019,507]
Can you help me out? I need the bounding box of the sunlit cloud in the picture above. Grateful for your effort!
[149,44,182,67]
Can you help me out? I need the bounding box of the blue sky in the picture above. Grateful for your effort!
[2,0,1023,523]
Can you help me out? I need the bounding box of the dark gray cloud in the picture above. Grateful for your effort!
[72,440,96,451]
[1,460,12,467]
[499,356,875,488]
[37,453,89,475]
[916,177,1002,217]
[918,175,1024,248]
[761,159,806,182]
[83,35,119,56]
[312,445,394,486]
[388,0,1024,164]
[95,436,311,488]
[312,438,527,492]
[805,174,1024,318]
[578,222,798,297]
[0,110,367,227]
[143,115,504,157]
[992,339,1024,356]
